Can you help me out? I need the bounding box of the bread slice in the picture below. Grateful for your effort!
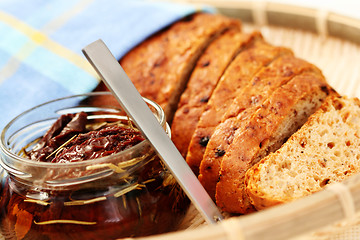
[119,13,241,122]
[171,30,260,157]
[215,71,336,214]
[245,95,360,210]
[186,40,293,175]
[198,56,322,200]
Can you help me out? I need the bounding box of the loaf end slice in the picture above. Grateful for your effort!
[245,95,360,210]
[120,13,241,123]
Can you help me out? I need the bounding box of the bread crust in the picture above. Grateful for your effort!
[171,29,257,157]
[120,13,241,122]
[198,55,317,200]
[186,40,292,175]
[215,71,336,213]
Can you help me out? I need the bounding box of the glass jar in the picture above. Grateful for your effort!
[0,92,190,240]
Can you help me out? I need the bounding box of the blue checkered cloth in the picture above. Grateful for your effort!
[0,0,213,130]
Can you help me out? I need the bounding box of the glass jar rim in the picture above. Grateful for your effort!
[0,92,166,170]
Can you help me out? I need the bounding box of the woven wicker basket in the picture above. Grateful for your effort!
[128,1,360,239]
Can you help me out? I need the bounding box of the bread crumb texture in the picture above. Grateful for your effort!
[246,96,360,208]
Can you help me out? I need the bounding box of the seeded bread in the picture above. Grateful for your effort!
[171,29,257,157]
[186,39,293,175]
[119,13,241,122]
[245,95,360,210]
[215,71,336,213]
[198,56,324,200]
[89,13,346,216]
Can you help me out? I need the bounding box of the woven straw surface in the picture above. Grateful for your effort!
[135,1,360,239]
[252,24,360,99]
[172,22,360,240]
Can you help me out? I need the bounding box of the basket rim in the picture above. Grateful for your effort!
[175,0,360,44]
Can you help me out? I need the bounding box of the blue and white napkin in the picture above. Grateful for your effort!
[0,0,213,130]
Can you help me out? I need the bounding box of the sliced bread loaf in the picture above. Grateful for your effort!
[186,40,293,175]
[245,95,360,210]
[215,71,336,213]
[171,29,258,157]
[119,13,241,122]
[198,55,322,200]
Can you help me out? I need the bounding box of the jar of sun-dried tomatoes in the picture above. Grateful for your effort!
[0,92,190,240]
